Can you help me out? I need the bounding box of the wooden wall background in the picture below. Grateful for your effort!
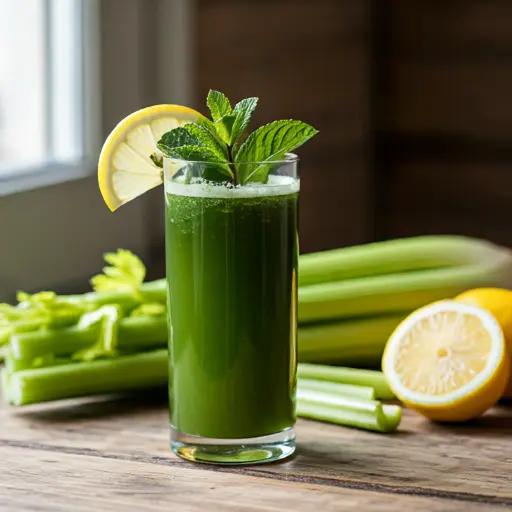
[194,0,373,253]
[194,0,512,253]
[378,0,512,247]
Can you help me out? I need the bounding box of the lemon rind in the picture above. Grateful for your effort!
[98,104,202,211]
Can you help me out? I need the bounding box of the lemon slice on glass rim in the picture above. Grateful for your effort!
[98,104,202,211]
[382,300,510,422]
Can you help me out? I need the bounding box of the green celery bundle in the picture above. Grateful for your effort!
[0,248,402,433]
[2,235,512,429]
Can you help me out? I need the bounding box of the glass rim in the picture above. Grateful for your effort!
[163,152,299,166]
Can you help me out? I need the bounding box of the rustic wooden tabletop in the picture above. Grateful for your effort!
[0,393,511,511]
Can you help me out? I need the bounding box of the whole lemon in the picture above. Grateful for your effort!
[455,288,512,353]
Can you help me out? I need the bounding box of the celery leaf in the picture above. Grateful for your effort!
[91,249,146,297]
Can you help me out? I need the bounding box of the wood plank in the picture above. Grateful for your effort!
[1,394,511,505]
[0,446,491,512]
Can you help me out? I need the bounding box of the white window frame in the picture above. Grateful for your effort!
[0,0,193,300]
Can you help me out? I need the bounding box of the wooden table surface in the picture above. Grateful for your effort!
[1,393,511,511]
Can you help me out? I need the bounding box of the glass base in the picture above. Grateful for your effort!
[170,425,296,465]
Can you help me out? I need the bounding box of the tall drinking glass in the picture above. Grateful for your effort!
[164,154,299,465]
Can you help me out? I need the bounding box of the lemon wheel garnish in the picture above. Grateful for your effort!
[98,104,202,211]
[382,300,510,422]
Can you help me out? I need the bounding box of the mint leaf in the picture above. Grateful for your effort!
[196,116,224,142]
[157,127,199,156]
[164,145,223,163]
[184,123,228,160]
[214,114,237,145]
[211,97,258,146]
[207,90,232,121]
[196,116,230,154]
[164,145,233,182]
[230,97,258,144]
[234,120,318,184]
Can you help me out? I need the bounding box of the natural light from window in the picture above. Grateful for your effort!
[0,0,84,178]
[0,0,47,172]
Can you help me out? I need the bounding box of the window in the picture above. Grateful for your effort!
[0,0,87,178]
[0,0,191,301]
[0,0,47,172]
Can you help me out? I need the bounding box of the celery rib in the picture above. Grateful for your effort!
[298,314,405,366]
[298,252,512,323]
[298,363,395,399]
[7,349,168,406]
[296,388,401,433]
[298,378,375,400]
[298,235,512,286]
[11,315,167,361]
[78,279,167,311]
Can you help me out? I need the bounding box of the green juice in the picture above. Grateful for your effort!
[165,178,298,439]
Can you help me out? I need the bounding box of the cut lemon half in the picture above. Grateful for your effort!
[98,104,202,211]
[382,300,510,422]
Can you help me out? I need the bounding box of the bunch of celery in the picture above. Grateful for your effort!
[2,234,512,431]
[0,250,170,405]
[0,249,401,432]
[297,235,512,365]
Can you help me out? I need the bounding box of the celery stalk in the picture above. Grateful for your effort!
[7,349,168,406]
[298,235,510,286]
[298,378,375,400]
[5,355,69,373]
[382,404,403,431]
[298,363,394,399]
[299,253,512,323]
[298,314,404,366]
[10,315,167,360]
[296,388,401,432]
[297,401,400,433]
[76,279,167,311]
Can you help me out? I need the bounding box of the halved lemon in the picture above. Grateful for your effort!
[382,300,510,422]
[98,104,202,211]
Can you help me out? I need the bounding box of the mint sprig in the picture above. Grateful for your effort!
[157,89,318,185]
